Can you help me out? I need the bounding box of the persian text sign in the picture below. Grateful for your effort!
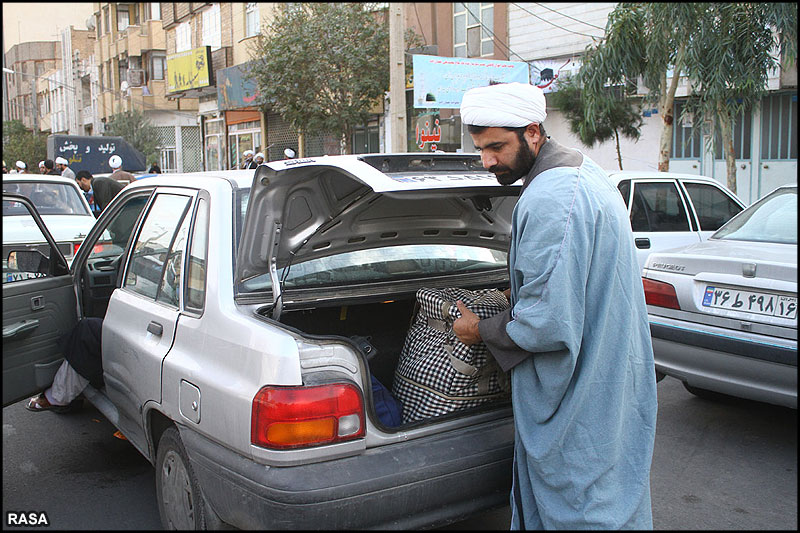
[167,46,212,93]
[412,55,529,109]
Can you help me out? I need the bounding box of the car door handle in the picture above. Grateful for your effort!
[147,321,163,336]
[635,238,651,249]
[2,319,40,339]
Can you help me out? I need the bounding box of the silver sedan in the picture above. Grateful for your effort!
[642,184,797,408]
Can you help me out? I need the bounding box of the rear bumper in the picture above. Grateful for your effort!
[181,416,514,529]
[650,319,797,408]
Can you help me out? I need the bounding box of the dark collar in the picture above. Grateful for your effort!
[520,139,584,194]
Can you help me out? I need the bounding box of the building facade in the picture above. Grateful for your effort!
[4,41,61,131]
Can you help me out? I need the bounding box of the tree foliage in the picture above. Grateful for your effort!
[104,108,161,163]
[580,3,797,192]
[2,120,47,171]
[548,75,642,170]
[247,3,390,154]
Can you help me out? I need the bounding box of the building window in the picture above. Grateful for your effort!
[453,3,494,58]
[671,100,702,159]
[117,5,130,32]
[150,53,166,81]
[103,6,110,34]
[761,92,798,160]
[176,22,191,53]
[246,3,260,38]
[202,4,221,50]
[145,2,160,20]
[118,58,128,90]
[228,120,262,168]
[161,148,177,172]
[204,118,224,171]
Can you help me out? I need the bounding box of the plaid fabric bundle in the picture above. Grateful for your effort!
[392,287,511,423]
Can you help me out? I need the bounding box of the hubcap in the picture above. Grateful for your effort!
[161,450,195,529]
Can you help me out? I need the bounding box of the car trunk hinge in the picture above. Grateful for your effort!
[269,222,283,321]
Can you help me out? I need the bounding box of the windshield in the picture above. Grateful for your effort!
[2,181,90,216]
[240,244,508,293]
[712,187,796,245]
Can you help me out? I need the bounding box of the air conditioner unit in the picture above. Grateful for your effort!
[128,69,145,87]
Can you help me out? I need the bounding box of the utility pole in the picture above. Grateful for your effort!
[389,3,406,153]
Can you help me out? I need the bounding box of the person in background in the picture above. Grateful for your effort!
[241,149,256,169]
[75,169,125,217]
[14,161,28,173]
[254,152,265,166]
[2,161,7,174]
[453,82,657,529]
[43,160,60,175]
[108,155,135,184]
[284,148,296,159]
[148,161,161,174]
[55,157,75,180]
[38,161,47,174]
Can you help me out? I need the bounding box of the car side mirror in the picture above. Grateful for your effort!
[11,250,50,275]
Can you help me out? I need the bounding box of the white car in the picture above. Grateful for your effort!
[608,171,746,272]
[642,184,797,408]
[2,174,96,267]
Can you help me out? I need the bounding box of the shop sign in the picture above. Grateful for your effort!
[167,46,212,93]
[217,63,261,111]
[411,54,529,109]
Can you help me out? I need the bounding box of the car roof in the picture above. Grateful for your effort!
[606,170,725,185]
[124,169,256,191]
[3,173,80,186]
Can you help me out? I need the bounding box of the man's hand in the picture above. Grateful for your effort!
[453,301,482,346]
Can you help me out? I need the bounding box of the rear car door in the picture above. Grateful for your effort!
[678,179,745,238]
[2,194,77,406]
[101,188,197,447]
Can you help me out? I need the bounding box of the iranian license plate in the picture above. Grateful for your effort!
[702,286,797,319]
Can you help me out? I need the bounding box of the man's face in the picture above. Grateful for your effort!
[470,126,539,186]
[76,177,91,192]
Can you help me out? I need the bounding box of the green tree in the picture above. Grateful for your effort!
[2,120,47,172]
[104,108,161,164]
[247,3,390,154]
[684,3,797,193]
[548,75,642,170]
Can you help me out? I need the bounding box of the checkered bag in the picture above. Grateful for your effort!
[392,287,511,423]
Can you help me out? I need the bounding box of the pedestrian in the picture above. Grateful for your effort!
[453,82,658,529]
[75,169,125,217]
[148,161,161,174]
[241,149,256,169]
[2,161,7,174]
[254,152,265,166]
[108,155,135,184]
[55,156,75,180]
[38,161,47,174]
[284,148,296,159]
[14,160,28,173]
[43,159,60,175]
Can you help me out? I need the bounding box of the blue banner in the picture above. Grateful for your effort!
[412,55,530,109]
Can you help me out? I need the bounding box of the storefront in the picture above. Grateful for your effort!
[216,62,265,168]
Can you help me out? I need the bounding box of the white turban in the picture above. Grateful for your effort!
[55,156,69,165]
[16,160,26,169]
[460,82,547,127]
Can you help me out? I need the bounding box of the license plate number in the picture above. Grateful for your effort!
[702,286,797,319]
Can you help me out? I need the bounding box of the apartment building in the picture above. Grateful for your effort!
[92,1,201,172]
[4,41,61,131]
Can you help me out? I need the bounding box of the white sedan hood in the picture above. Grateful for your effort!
[236,154,520,285]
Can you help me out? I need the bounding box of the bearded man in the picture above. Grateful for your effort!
[453,82,658,530]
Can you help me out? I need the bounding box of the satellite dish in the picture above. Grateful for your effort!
[120,81,129,92]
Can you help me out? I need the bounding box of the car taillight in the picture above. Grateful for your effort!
[73,242,81,256]
[643,278,680,310]
[251,383,365,450]
[92,242,111,254]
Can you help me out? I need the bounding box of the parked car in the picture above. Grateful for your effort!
[2,155,517,529]
[3,174,96,267]
[642,184,797,408]
[608,171,746,272]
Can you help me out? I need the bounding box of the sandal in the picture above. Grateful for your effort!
[25,393,69,413]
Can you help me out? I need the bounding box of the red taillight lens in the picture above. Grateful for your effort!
[251,383,365,450]
[643,278,680,310]
[92,242,112,255]
[73,242,81,256]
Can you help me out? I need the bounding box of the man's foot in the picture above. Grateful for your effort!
[25,393,69,413]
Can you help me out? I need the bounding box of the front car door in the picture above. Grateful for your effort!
[2,194,77,406]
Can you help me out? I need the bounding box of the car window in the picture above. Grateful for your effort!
[616,180,631,208]
[713,188,797,244]
[3,181,89,216]
[124,194,192,303]
[2,199,54,284]
[87,195,150,262]
[239,244,508,293]
[629,182,690,232]
[683,182,743,231]
[185,197,209,311]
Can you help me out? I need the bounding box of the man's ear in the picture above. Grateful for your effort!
[525,123,542,146]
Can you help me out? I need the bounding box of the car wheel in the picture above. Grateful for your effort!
[155,426,209,530]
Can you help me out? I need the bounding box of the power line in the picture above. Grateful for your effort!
[412,3,429,45]
[511,3,605,41]
[531,3,607,31]
[459,3,528,62]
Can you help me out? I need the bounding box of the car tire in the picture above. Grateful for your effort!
[155,426,211,530]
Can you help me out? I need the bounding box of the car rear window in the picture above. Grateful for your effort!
[713,188,796,245]
[2,181,90,216]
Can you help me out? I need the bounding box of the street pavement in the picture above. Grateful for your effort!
[3,376,797,530]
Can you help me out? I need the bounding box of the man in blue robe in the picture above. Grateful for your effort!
[454,82,658,529]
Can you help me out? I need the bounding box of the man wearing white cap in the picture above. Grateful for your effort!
[453,82,657,529]
[109,155,135,184]
[15,161,28,173]
[254,152,265,165]
[38,161,47,174]
[55,157,75,180]
[241,149,257,169]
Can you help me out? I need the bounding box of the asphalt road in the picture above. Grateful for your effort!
[3,376,797,530]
